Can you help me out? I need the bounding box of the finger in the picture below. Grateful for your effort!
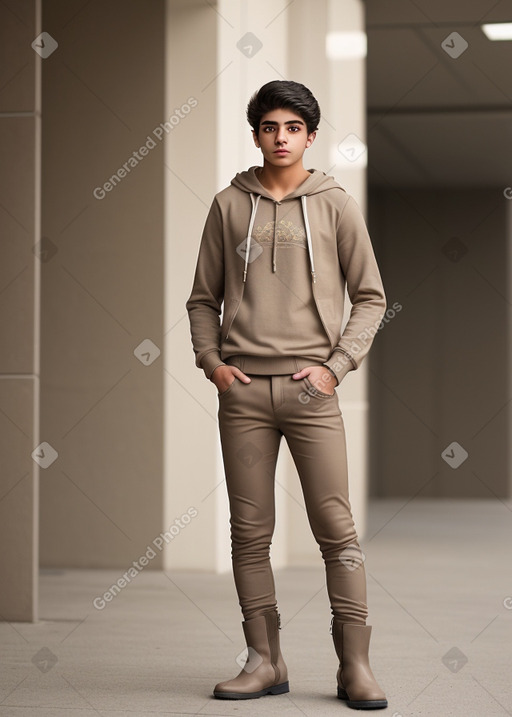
[233,368,251,383]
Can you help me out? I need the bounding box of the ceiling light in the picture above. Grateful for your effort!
[481,23,512,40]
[326,31,367,59]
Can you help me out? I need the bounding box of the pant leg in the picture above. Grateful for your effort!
[278,372,368,625]
[217,374,282,620]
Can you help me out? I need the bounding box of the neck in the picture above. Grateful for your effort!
[256,161,310,191]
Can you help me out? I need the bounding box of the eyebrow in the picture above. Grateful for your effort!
[260,119,305,126]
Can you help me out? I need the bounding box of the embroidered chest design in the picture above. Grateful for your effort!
[252,220,307,248]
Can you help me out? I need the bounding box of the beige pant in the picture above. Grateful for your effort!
[217,358,368,625]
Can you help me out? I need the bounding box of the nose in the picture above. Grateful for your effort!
[275,126,287,144]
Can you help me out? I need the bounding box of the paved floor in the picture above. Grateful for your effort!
[1,499,511,716]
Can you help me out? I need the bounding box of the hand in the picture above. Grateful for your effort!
[210,365,251,393]
[292,365,337,395]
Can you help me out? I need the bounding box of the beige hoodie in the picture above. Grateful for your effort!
[185,166,386,385]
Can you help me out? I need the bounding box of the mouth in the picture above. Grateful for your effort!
[274,149,289,155]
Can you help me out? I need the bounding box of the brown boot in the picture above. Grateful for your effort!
[213,608,289,700]
[331,618,387,710]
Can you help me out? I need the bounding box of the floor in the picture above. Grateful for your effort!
[1,499,511,716]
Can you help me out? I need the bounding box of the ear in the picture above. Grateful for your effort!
[305,130,317,148]
[251,129,260,149]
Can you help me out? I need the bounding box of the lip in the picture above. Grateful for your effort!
[274,149,289,154]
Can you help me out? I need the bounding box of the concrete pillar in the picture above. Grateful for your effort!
[508,194,512,500]
[170,0,372,572]
[0,0,41,621]
[286,0,371,565]
[325,0,370,538]
[167,0,291,572]
[164,0,224,571]
[39,0,165,569]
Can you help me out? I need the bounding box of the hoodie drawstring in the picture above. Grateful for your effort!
[273,201,278,273]
[301,195,316,284]
[243,191,316,284]
[243,193,261,282]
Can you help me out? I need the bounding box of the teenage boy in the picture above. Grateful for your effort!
[185,80,387,710]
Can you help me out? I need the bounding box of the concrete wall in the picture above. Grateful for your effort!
[1,0,383,620]
[369,187,509,498]
[0,0,40,622]
[39,0,166,567]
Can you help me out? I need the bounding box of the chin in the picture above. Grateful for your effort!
[267,156,294,166]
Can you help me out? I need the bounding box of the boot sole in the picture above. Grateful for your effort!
[213,681,289,700]
[338,686,388,710]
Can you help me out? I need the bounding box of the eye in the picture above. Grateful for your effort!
[289,126,300,131]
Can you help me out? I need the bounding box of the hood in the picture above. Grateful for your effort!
[231,165,341,198]
[230,166,343,284]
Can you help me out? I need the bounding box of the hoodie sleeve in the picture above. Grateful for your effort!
[322,194,386,385]
[185,197,228,380]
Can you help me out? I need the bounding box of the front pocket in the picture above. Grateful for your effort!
[223,296,243,341]
[303,376,336,399]
[218,377,237,398]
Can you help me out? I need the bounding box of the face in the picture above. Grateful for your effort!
[252,107,316,168]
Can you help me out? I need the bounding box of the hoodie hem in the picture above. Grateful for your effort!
[224,354,332,376]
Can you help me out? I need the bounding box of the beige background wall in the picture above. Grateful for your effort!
[164,0,224,572]
[0,0,396,618]
[286,0,373,560]
[169,0,374,574]
[5,0,506,622]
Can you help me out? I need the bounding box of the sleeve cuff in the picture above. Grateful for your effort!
[200,351,227,380]
[322,351,356,386]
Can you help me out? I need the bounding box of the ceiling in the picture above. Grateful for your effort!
[365,0,512,187]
